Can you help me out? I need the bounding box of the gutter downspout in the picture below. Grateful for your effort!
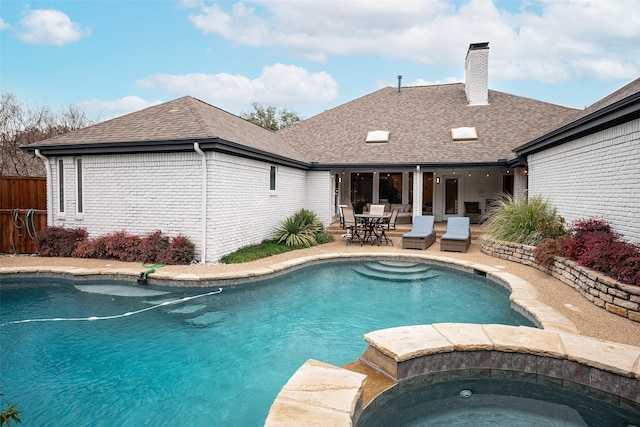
[34,149,52,226]
[194,143,207,264]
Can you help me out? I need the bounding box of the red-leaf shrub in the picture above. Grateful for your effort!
[73,237,104,259]
[141,230,170,264]
[36,226,88,257]
[102,230,142,262]
[562,218,640,286]
[37,226,195,265]
[562,218,614,260]
[533,237,566,267]
[165,235,195,265]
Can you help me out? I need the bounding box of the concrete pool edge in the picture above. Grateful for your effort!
[265,324,640,426]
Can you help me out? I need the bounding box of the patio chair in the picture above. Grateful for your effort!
[402,215,436,250]
[341,206,364,244]
[440,216,471,252]
[338,204,349,228]
[464,201,482,224]
[385,207,400,230]
[369,204,386,216]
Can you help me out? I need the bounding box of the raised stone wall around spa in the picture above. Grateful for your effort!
[357,324,640,426]
[481,236,640,323]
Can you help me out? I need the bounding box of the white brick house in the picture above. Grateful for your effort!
[515,78,640,245]
[33,42,640,262]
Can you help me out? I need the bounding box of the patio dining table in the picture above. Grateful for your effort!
[351,213,393,246]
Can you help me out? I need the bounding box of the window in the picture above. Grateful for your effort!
[379,173,402,203]
[76,158,84,213]
[58,159,65,213]
[270,166,277,191]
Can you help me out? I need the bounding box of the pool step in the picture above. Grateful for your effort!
[353,262,440,282]
[186,311,229,326]
[363,262,432,275]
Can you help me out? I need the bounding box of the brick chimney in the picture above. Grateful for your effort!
[465,42,489,106]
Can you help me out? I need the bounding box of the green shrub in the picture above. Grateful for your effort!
[483,195,565,246]
[273,209,324,247]
[314,232,334,245]
[220,240,302,264]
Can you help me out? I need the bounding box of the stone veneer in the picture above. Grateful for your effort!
[481,236,640,322]
[265,324,640,426]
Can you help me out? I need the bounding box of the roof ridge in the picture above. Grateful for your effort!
[182,96,213,137]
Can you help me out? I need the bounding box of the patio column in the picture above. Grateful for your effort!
[413,167,423,218]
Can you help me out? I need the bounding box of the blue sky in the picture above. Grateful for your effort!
[1,0,639,121]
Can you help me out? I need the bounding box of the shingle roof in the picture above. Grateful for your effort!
[27,96,306,162]
[277,83,579,165]
[514,77,640,156]
[579,77,640,118]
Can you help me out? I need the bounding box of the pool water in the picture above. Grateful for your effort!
[0,260,533,426]
[358,378,640,427]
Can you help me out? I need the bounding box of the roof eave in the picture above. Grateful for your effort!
[309,160,514,171]
[21,137,311,170]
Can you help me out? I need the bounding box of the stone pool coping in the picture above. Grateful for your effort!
[0,252,577,333]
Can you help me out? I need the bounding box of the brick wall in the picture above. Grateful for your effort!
[47,151,324,263]
[305,171,332,225]
[481,237,640,322]
[527,118,640,245]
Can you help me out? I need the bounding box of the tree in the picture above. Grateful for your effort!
[239,101,301,131]
[0,92,92,176]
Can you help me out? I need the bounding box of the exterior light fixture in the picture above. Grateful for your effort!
[436,177,441,184]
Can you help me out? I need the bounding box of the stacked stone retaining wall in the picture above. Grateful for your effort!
[481,237,640,323]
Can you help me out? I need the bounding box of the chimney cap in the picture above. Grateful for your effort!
[469,42,489,50]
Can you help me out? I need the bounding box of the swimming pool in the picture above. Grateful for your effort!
[0,260,534,426]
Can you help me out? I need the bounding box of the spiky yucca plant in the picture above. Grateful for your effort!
[273,209,324,247]
[483,195,564,245]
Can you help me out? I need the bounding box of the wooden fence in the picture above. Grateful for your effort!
[0,176,47,254]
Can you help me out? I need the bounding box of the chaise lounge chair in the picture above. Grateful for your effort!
[402,215,436,250]
[440,216,471,252]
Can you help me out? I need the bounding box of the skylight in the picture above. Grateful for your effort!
[451,127,478,141]
[366,130,389,143]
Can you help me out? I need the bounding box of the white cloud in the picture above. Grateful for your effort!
[0,18,10,31]
[17,9,91,46]
[187,0,640,82]
[135,63,339,113]
[77,96,161,120]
